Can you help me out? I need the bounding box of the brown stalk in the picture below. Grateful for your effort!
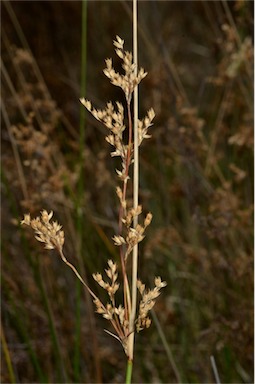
[118,100,133,322]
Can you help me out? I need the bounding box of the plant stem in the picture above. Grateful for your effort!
[59,250,97,301]
[151,309,181,383]
[74,0,87,379]
[125,359,133,384]
[1,323,16,383]
[127,0,138,366]
[210,355,221,384]
[118,100,133,322]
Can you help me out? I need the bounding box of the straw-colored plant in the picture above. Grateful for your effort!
[21,35,166,383]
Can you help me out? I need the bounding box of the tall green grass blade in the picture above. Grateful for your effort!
[1,323,16,383]
[73,0,87,381]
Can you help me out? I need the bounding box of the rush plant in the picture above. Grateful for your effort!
[21,35,166,383]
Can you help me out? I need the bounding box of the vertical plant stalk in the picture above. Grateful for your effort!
[73,0,87,379]
[125,359,133,384]
[76,1,102,382]
[151,310,181,383]
[118,103,133,320]
[1,323,16,384]
[210,355,221,384]
[127,0,138,380]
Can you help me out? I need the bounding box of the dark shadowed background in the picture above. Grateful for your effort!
[1,1,253,383]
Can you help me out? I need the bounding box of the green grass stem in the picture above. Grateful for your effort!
[1,323,16,384]
[73,0,87,381]
[125,359,133,384]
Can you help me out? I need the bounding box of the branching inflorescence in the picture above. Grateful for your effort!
[21,36,166,359]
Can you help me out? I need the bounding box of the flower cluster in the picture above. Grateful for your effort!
[103,35,147,103]
[21,210,64,252]
[93,259,119,300]
[113,207,153,260]
[92,262,166,351]
[136,277,167,332]
[80,36,155,183]
[80,99,129,182]
[92,260,130,353]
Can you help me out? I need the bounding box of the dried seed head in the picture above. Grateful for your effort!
[144,212,153,228]
[21,213,31,226]
[80,98,91,111]
[21,210,65,252]
[113,35,124,50]
[93,298,106,314]
[112,235,126,246]
[138,108,155,145]
[154,276,167,288]
[41,209,53,223]
[136,277,167,332]
[137,280,145,295]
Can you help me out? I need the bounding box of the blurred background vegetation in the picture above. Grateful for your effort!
[1,1,253,383]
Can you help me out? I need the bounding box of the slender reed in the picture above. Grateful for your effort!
[127,0,138,379]
[1,323,16,384]
[73,0,87,377]
[210,355,221,384]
